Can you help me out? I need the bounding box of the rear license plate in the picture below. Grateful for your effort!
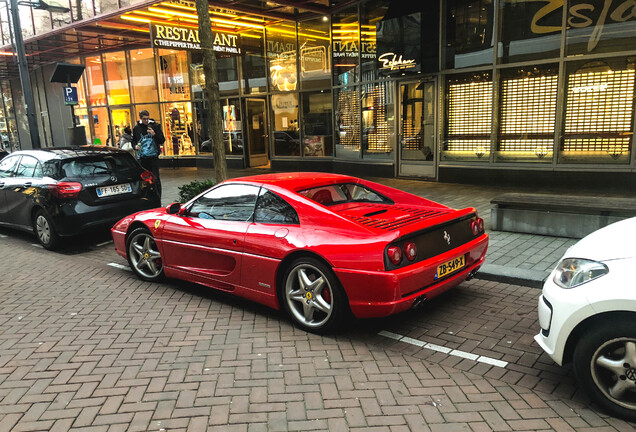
[96,183,132,197]
[435,255,465,280]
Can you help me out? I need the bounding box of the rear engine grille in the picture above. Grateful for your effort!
[348,206,449,231]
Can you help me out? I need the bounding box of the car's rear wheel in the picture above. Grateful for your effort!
[127,227,164,281]
[573,320,636,421]
[281,257,347,334]
[33,209,60,250]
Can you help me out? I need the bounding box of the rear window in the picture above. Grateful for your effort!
[298,183,393,206]
[61,154,139,178]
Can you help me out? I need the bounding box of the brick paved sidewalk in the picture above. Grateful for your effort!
[1,228,635,431]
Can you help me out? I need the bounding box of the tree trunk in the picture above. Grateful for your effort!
[194,0,228,182]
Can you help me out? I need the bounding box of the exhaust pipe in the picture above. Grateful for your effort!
[411,295,427,309]
[465,266,481,281]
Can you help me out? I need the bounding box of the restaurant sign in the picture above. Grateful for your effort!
[150,23,241,55]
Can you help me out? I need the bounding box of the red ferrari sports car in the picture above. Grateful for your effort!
[111,172,488,333]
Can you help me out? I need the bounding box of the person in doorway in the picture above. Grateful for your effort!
[132,110,165,197]
[118,126,135,156]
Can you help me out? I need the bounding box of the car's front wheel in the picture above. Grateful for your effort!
[127,227,164,281]
[573,320,636,421]
[281,257,347,334]
[33,209,60,250]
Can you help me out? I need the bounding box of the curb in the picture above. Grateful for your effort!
[474,263,548,289]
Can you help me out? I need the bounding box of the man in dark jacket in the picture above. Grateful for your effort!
[132,109,165,198]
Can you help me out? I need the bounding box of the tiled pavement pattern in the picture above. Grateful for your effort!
[2,219,636,430]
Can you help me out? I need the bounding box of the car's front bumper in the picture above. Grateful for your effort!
[534,272,595,365]
[335,234,488,318]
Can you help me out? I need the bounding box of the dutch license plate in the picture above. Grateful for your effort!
[96,183,132,197]
[436,255,466,280]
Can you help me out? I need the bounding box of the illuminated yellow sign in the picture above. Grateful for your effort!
[150,23,241,54]
[378,53,416,71]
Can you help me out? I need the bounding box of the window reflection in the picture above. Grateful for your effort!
[86,55,106,106]
[299,17,331,90]
[334,86,360,158]
[130,49,159,104]
[362,81,394,159]
[444,0,494,69]
[272,93,299,156]
[302,91,332,157]
[104,51,131,105]
[157,50,191,102]
[332,7,359,85]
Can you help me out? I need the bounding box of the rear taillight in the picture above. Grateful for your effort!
[404,242,417,261]
[50,182,82,199]
[387,246,402,266]
[141,170,155,185]
[470,217,485,236]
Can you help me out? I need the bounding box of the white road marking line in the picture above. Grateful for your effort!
[378,331,509,368]
[108,262,131,271]
[96,240,113,247]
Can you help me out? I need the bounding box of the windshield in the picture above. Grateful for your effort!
[298,183,393,206]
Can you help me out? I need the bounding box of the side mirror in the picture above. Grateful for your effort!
[166,202,184,215]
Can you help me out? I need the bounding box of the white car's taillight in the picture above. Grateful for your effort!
[553,258,608,289]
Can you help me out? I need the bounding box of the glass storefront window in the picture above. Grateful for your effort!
[103,51,131,106]
[302,91,332,157]
[241,32,267,94]
[400,81,436,161]
[332,7,360,85]
[89,107,110,146]
[32,10,52,35]
[68,58,88,109]
[360,0,389,81]
[191,52,239,97]
[442,72,493,161]
[221,98,243,156]
[161,102,195,156]
[110,108,132,146]
[496,66,558,163]
[130,49,159,103]
[75,108,91,145]
[86,55,106,106]
[271,93,299,156]
[560,59,635,164]
[362,81,394,159]
[299,17,331,90]
[499,0,562,63]
[444,0,494,69]
[157,49,191,102]
[133,104,160,138]
[266,22,298,93]
[334,86,361,158]
[566,1,636,57]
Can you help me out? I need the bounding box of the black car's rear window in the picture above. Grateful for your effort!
[60,154,138,178]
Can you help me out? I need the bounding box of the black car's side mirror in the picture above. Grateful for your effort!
[166,202,184,215]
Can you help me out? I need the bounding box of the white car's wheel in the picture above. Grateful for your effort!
[281,257,347,334]
[573,321,636,421]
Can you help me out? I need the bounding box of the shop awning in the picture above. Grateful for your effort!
[0,0,353,80]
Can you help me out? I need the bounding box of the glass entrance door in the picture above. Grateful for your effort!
[245,98,268,167]
[110,107,132,148]
[398,80,437,178]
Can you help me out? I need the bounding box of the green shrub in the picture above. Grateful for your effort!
[177,179,216,202]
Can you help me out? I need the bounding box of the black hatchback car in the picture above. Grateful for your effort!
[0,146,160,249]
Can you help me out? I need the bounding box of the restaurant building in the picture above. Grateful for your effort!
[0,0,635,186]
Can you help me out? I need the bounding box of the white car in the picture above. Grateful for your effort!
[535,217,636,421]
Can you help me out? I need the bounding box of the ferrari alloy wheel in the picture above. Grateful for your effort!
[33,209,60,250]
[127,228,164,281]
[282,257,346,333]
[573,321,636,421]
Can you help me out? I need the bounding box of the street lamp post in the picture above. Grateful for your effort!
[8,0,40,148]
[6,0,69,149]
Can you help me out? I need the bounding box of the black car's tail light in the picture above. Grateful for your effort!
[141,170,155,185]
[387,245,402,265]
[50,182,82,199]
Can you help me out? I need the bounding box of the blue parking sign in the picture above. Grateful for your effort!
[64,86,78,105]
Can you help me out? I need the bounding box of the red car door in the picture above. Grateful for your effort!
[160,183,260,290]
